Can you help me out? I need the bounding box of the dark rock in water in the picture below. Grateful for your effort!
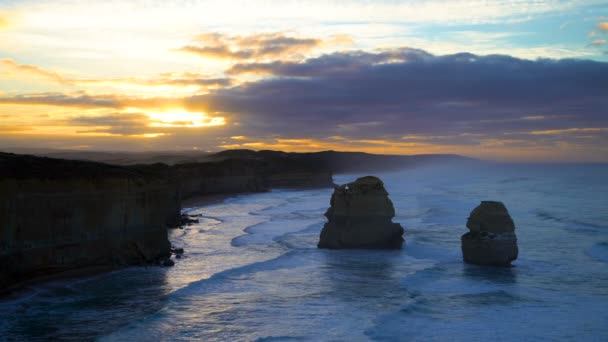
[173,214,199,228]
[161,258,175,267]
[467,201,515,233]
[171,247,184,255]
[175,254,182,259]
[318,176,404,249]
[461,201,518,267]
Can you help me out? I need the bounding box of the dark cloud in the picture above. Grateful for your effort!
[68,112,147,126]
[65,112,162,136]
[2,48,607,158]
[192,49,608,140]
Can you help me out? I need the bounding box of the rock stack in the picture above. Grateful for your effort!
[461,201,518,267]
[318,176,404,249]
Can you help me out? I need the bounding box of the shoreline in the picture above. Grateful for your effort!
[181,192,247,209]
[0,192,259,299]
[0,265,119,300]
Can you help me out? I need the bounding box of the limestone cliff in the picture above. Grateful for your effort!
[174,159,267,200]
[0,153,179,292]
[174,154,334,200]
[0,151,334,293]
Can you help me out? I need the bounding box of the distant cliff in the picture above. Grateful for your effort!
[173,152,334,200]
[205,149,475,174]
[0,153,179,293]
[13,148,475,172]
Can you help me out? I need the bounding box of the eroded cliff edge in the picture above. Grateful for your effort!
[0,153,179,293]
[0,151,334,293]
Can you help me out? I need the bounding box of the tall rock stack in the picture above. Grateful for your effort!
[461,201,518,267]
[318,176,404,249]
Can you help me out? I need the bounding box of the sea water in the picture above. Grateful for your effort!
[1,162,607,341]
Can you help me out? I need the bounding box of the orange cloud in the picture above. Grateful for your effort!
[176,32,351,61]
[1,59,71,84]
[0,92,195,113]
[529,127,608,135]
[598,22,608,32]
[0,92,122,108]
[0,59,232,91]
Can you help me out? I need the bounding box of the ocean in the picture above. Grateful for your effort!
[1,162,608,341]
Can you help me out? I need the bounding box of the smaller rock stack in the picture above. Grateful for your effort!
[318,176,404,249]
[461,201,518,267]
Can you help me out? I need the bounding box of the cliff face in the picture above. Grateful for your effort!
[208,149,476,174]
[174,159,267,200]
[0,151,335,292]
[174,155,334,200]
[0,153,179,292]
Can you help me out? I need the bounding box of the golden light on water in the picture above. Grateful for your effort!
[146,110,225,128]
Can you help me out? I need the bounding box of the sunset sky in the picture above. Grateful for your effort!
[1,0,607,161]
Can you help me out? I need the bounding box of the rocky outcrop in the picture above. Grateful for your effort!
[318,176,404,249]
[461,201,518,267]
[0,153,179,293]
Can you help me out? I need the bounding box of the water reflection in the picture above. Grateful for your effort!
[319,249,411,303]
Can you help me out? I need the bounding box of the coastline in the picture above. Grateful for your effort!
[0,192,257,299]
[0,265,119,300]
[2,149,470,296]
[181,192,251,209]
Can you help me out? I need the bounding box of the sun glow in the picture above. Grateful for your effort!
[146,110,225,127]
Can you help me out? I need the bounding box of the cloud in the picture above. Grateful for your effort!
[192,48,608,142]
[3,47,608,161]
[66,110,224,136]
[0,59,232,90]
[226,48,433,75]
[598,22,608,32]
[528,128,608,135]
[68,112,148,126]
[0,93,122,108]
[0,92,188,110]
[67,112,153,135]
[590,39,606,46]
[176,32,351,61]
[0,59,72,85]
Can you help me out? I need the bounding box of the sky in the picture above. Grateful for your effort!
[0,0,607,161]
